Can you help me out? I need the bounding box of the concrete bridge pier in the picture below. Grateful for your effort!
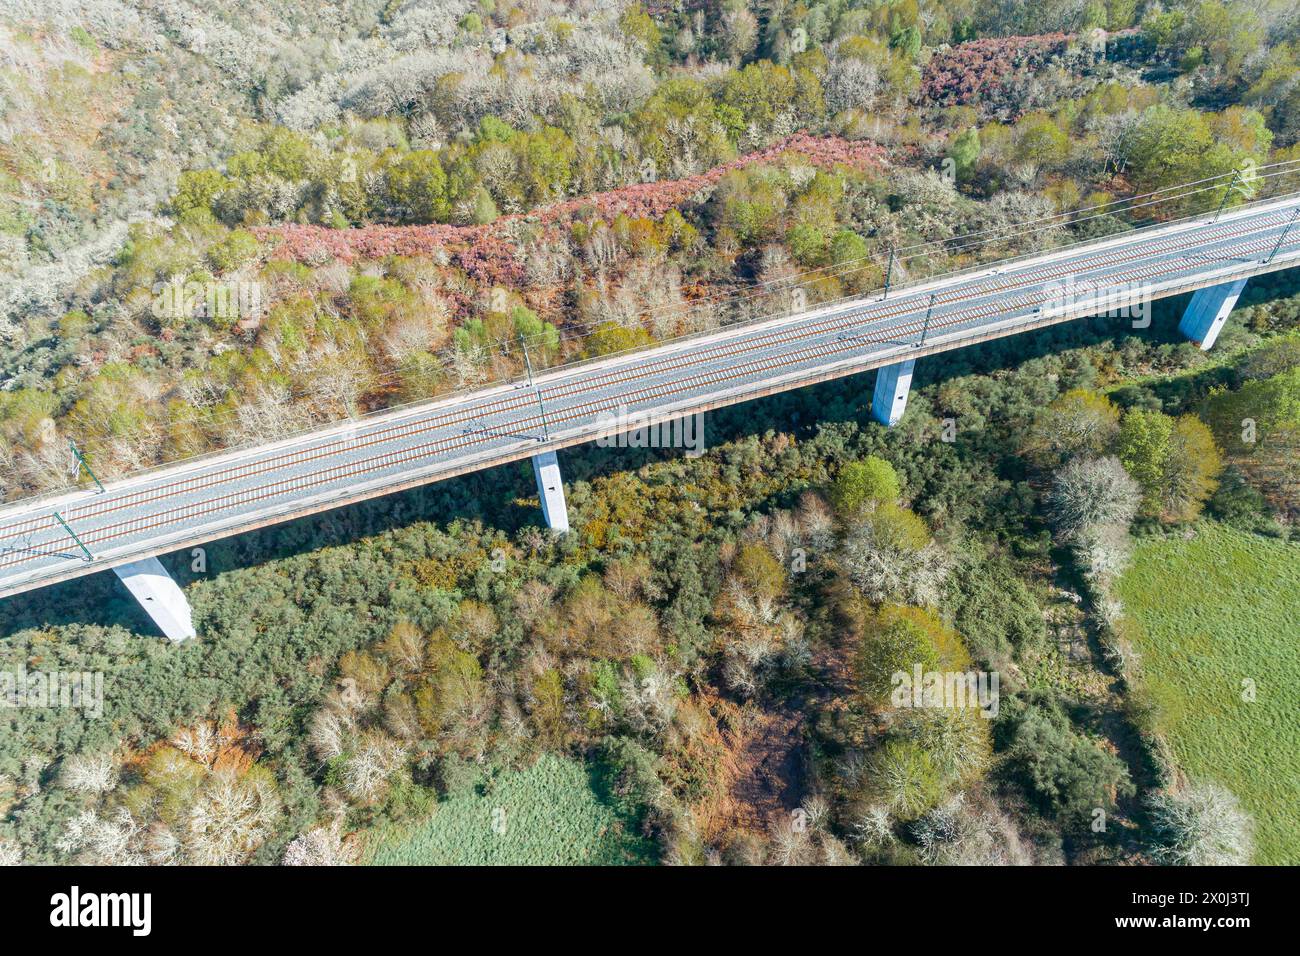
[113,556,195,643]
[1178,277,1248,350]
[871,358,916,427]
[532,449,569,533]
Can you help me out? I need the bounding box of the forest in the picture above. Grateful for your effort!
[1,0,1298,866]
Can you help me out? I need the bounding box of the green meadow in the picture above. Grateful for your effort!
[363,754,653,866]
[1117,522,1300,864]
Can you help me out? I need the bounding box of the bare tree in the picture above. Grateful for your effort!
[57,807,145,866]
[825,57,879,114]
[341,736,406,806]
[185,768,283,865]
[839,508,952,607]
[226,384,313,448]
[0,837,19,866]
[1149,782,1254,866]
[619,659,679,735]
[849,803,895,849]
[308,703,355,761]
[60,752,118,794]
[911,793,1033,865]
[283,822,354,866]
[767,817,816,866]
[1047,455,1139,544]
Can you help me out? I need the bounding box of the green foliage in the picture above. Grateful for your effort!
[866,739,944,821]
[599,736,666,824]
[1162,415,1223,523]
[829,228,869,268]
[511,305,559,353]
[171,169,228,224]
[1142,0,1264,77]
[364,754,653,865]
[0,388,58,447]
[1118,409,1222,522]
[1205,362,1300,512]
[584,321,654,357]
[715,167,789,243]
[384,150,450,223]
[947,127,980,181]
[947,554,1045,666]
[477,116,514,145]
[853,604,969,707]
[206,229,260,273]
[1206,465,1271,528]
[786,222,829,265]
[469,185,498,224]
[894,707,993,790]
[829,455,900,515]
[1000,695,1134,824]
[839,501,950,606]
[720,62,800,133]
[619,4,662,64]
[9,0,1300,870]
[68,25,96,50]
[348,275,410,325]
[1118,407,1173,511]
[627,78,736,174]
[1026,388,1120,468]
[836,32,919,96]
[229,127,315,181]
[1121,104,1268,211]
[732,542,787,600]
[860,501,929,550]
[413,630,486,739]
[1013,112,1068,168]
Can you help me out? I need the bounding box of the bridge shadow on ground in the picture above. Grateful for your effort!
[3,267,1296,637]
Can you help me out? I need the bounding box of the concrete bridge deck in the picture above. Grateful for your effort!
[2,194,1298,609]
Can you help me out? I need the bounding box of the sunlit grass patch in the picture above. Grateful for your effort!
[362,754,654,866]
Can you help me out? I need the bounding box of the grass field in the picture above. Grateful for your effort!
[363,754,654,866]
[1117,522,1300,864]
